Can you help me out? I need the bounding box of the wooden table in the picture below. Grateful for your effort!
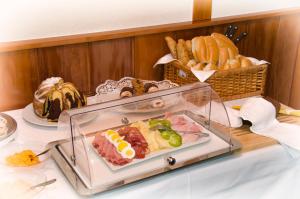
[233,113,300,153]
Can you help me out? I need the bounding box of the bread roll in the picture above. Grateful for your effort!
[192,63,206,71]
[165,36,177,59]
[177,39,190,66]
[203,63,218,71]
[187,59,197,68]
[228,59,241,69]
[218,48,229,67]
[227,47,237,59]
[204,36,219,65]
[185,40,194,59]
[211,33,239,56]
[220,62,231,70]
[192,36,207,63]
[240,56,252,68]
[191,37,199,62]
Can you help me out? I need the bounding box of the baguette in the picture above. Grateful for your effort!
[218,48,229,67]
[177,39,190,66]
[187,59,197,68]
[211,33,239,56]
[192,62,206,71]
[229,59,241,69]
[203,63,218,71]
[192,36,207,63]
[227,47,237,59]
[238,55,253,68]
[204,36,219,65]
[191,37,200,62]
[185,40,194,59]
[165,36,177,59]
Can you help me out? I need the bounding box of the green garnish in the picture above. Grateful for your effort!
[149,119,171,129]
[149,118,182,147]
[160,130,172,139]
[169,133,182,147]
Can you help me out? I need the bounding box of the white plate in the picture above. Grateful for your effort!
[95,77,179,113]
[22,103,98,127]
[0,113,17,147]
[90,114,211,171]
[116,95,180,114]
[96,77,178,102]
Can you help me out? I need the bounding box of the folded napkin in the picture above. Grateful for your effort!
[239,98,300,151]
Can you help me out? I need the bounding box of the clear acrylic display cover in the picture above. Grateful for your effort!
[51,82,241,195]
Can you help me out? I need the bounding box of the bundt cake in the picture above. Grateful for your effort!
[33,77,87,122]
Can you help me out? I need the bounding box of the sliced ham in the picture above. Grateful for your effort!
[118,127,149,159]
[92,133,132,166]
[165,113,203,133]
[172,123,202,133]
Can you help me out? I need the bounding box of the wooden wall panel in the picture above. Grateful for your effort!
[289,39,300,108]
[90,38,133,92]
[38,43,92,94]
[193,0,212,21]
[267,14,300,105]
[236,18,279,61]
[0,50,41,110]
[134,33,172,80]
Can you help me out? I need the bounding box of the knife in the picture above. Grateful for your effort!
[29,179,57,190]
[224,25,233,37]
[234,32,248,44]
[228,26,238,39]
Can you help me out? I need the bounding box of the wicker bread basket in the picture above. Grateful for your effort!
[164,61,268,101]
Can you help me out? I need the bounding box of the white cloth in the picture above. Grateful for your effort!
[92,145,300,199]
[1,101,300,199]
[239,98,300,151]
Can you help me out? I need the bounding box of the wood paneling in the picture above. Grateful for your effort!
[267,14,300,106]
[90,38,133,92]
[0,50,40,110]
[288,37,300,108]
[38,44,92,94]
[193,0,212,21]
[134,33,172,80]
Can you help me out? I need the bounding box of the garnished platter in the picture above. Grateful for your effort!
[90,113,211,171]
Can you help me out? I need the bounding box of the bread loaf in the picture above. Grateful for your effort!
[204,36,219,65]
[164,33,253,72]
[203,63,218,71]
[185,40,194,59]
[186,59,197,68]
[192,36,207,63]
[238,55,253,68]
[211,33,239,56]
[218,48,229,67]
[177,39,190,65]
[192,63,206,70]
[165,36,177,59]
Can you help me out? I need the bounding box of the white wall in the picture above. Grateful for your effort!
[0,0,300,42]
[212,0,300,18]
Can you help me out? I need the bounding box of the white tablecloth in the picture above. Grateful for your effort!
[1,103,300,199]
